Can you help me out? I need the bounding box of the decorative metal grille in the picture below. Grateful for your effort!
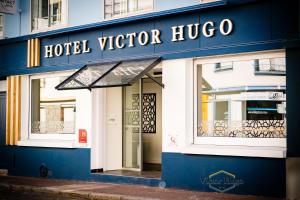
[132,93,156,133]
[198,120,286,138]
[142,93,156,133]
[31,121,75,134]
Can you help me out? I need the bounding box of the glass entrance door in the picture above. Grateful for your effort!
[123,80,142,170]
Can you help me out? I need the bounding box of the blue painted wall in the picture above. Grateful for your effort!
[1,0,203,39]
[19,0,31,36]
[0,1,298,197]
[286,47,300,157]
[162,153,286,198]
[4,0,21,38]
[3,0,30,38]
[0,91,91,180]
[1,146,91,180]
[0,93,5,147]
[0,92,7,169]
[0,0,298,77]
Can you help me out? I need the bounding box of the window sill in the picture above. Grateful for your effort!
[17,139,78,148]
[31,23,68,34]
[194,137,286,147]
[254,71,286,76]
[214,67,233,72]
[182,144,286,158]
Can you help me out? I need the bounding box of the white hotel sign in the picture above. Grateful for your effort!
[0,0,16,14]
[44,18,234,58]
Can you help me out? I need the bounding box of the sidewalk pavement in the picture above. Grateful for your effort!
[0,175,281,200]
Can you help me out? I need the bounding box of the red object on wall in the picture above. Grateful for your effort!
[79,129,87,143]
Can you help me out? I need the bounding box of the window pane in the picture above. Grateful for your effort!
[215,101,228,120]
[105,0,153,18]
[32,0,49,30]
[105,5,113,15]
[49,0,62,26]
[113,0,127,14]
[197,56,286,138]
[128,0,138,12]
[246,101,283,120]
[105,13,112,19]
[31,77,76,134]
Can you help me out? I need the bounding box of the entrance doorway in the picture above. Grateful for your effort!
[103,74,162,177]
[122,77,162,172]
[55,57,163,178]
[141,77,162,171]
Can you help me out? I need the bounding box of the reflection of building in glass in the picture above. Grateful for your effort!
[31,76,76,134]
[197,54,286,138]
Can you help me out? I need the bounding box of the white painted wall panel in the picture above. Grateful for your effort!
[162,58,193,153]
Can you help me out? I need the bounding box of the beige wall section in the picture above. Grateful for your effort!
[142,80,162,164]
[104,87,123,171]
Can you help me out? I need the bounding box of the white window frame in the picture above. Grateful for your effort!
[30,0,68,33]
[104,0,154,20]
[200,0,221,3]
[190,51,286,156]
[28,72,76,141]
[0,14,4,39]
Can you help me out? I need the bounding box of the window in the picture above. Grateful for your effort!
[104,0,153,19]
[30,75,76,140]
[0,14,3,39]
[254,57,286,75]
[214,61,233,72]
[31,0,67,31]
[195,53,286,141]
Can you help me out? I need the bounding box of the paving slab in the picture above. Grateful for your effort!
[0,175,283,200]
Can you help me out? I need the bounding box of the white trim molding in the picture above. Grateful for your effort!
[17,139,77,148]
[181,144,286,158]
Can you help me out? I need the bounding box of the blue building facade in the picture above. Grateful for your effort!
[0,0,299,198]
[1,0,200,39]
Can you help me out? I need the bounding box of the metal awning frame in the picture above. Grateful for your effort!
[55,57,163,91]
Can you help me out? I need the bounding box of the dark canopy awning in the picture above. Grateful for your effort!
[55,57,161,90]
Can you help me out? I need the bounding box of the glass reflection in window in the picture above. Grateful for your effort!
[31,76,76,134]
[196,57,286,138]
